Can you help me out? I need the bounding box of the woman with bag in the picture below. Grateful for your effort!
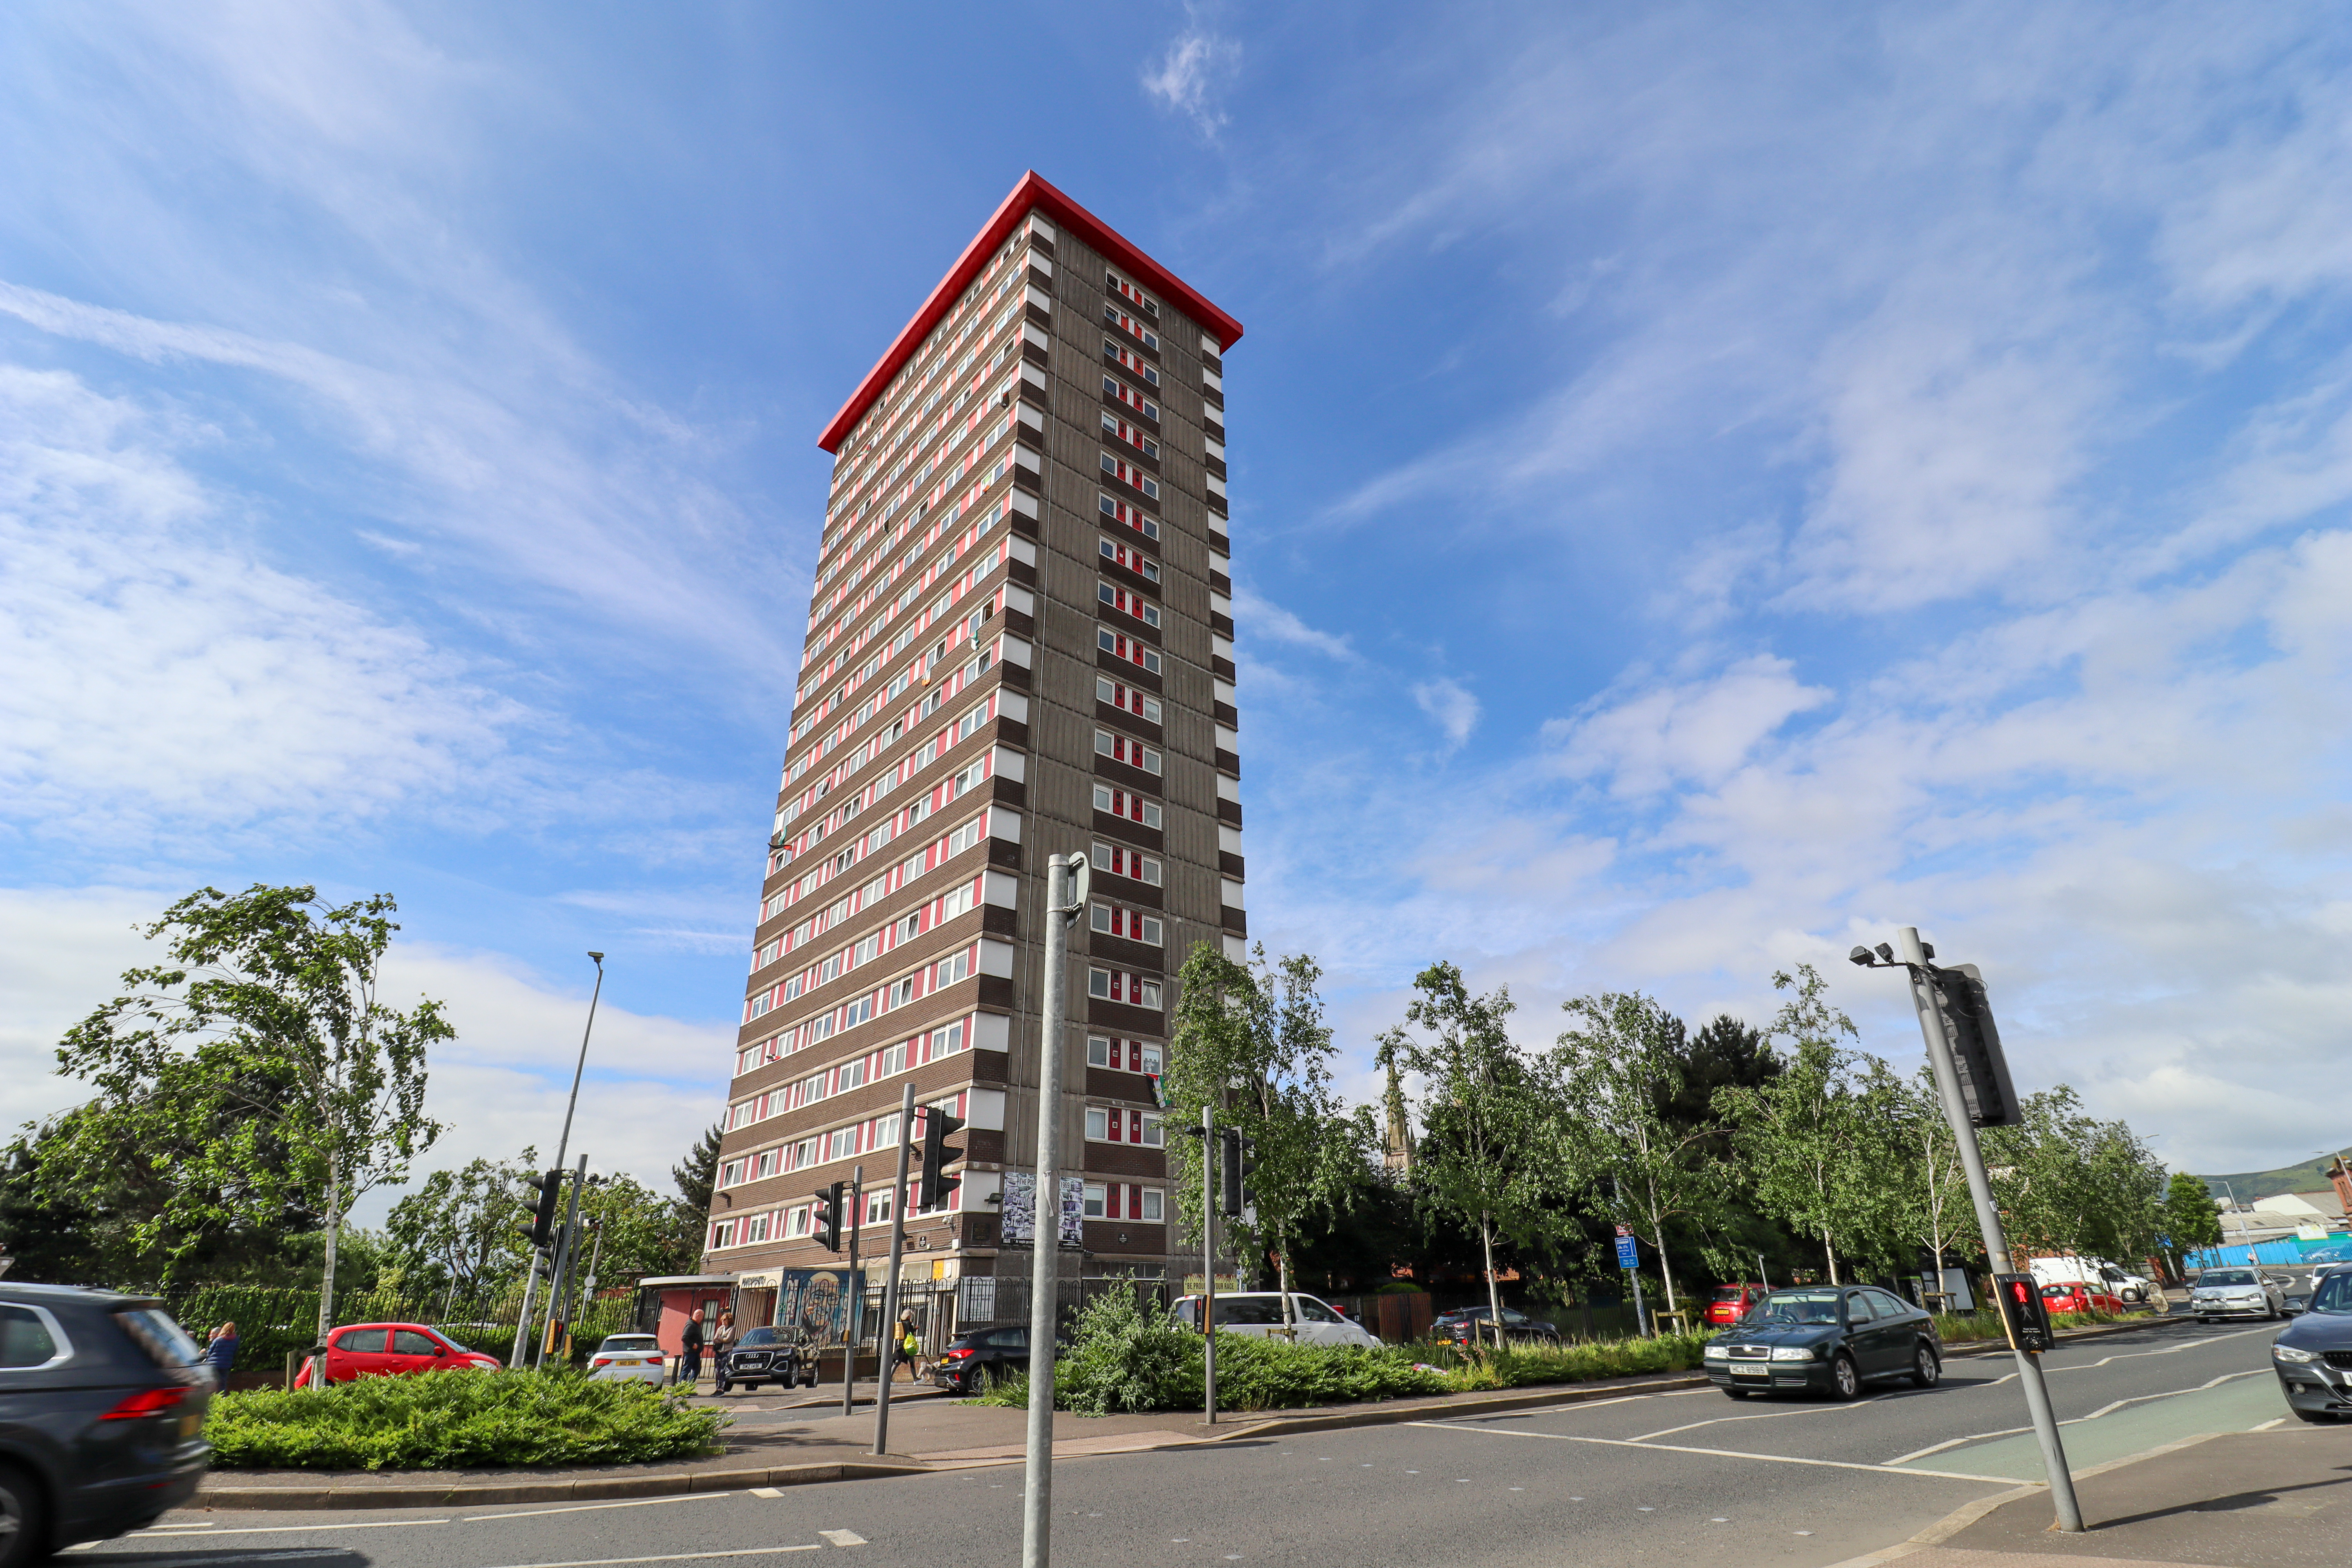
[896,1308,924,1381]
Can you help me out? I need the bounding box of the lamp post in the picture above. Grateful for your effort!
[514,952,605,1368]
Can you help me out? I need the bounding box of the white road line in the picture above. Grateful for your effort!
[82,1553,350,1568]
[129,1522,451,1537]
[476,1550,822,1568]
[1403,1421,2029,1485]
[816,1532,866,1548]
[1630,1393,1895,1442]
[463,1494,742,1522]
[1881,1368,2274,1465]
[2251,1417,2285,1430]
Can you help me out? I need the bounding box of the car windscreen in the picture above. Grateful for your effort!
[2200,1270,2258,1286]
[1751,1291,1841,1325]
[1712,1286,1746,1299]
[114,1306,203,1368]
[735,1328,779,1345]
[599,1336,658,1350]
[2040,1284,2076,1298]
[2307,1272,2352,1314]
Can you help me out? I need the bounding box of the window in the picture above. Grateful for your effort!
[1085,1106,1111,1140]
[1098,537,1161,583]
[947,814,986,855]
[712,1220,739,1249]
[1082,1181,1109,1218]
[1106,271,1160,318]
[1095,677,1163,724]
[721,1159,746,1187]
[1098,583,1162,628]
[1087,967,1165,1009]
[826,1127,856,1161]
[1092,840,1164,887]
[1094,728,1163,775]
[1092,783,1164,828]
[1099,411,1161,459]
[1090,902,1164,946]
[1099,494,1161,540]
[746,1213,772,1244]
[1100,453,1160,499]
[955,700,991,743]
[1096,628,1163,675]
[880,1040,909,1076]
[1103,375,1160,423]
[785,1205,812,1238]
[1086,1035,1165,1073]
[757,1148,778,1178]
[934,947,973,987]
[1140,1187,1165,1220]
[866,1188,894,1226]
[1104,339,1161,385]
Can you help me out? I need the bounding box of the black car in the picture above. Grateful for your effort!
[714,1327,817,1394]
[1430,1306,1561,1346]
[1703,1285,1943,1401]
[2268,1263,2352,1423]
[932,1326,1038,1394]
[1,1283,213,1568]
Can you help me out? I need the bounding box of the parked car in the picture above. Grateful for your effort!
[2038,1281,2125,1316]
[714,1327,817,1394]
[1172,1293,1384,1348]
[1707,1283,1769,1326]
[2029,1255,2155,1304]
[0,1283,214,1568]
[1702,1285,1942,1401]
[1428,1305,1561,1346]
[2189,1268,2287,1322]
[586,1333,670,1386]
[294,1322,503,1385]
[931,1325,1040,1394]
[2268,1263,2352,1423]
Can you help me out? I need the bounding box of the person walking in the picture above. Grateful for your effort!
[203,1322,239,1384]
[710,1310,737,1395]
[679,1308,706,1391]
[896,1308,925,1382]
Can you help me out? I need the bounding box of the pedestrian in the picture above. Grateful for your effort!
[203,1322,239,1382]
[679,1308,706,1390]
[897,1309,924,1382]
[710,1310,737,1395]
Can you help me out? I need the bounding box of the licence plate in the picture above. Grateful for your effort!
[1730,1363,1769,1377]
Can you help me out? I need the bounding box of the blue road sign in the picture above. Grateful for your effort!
[1615,1234,1639,1269]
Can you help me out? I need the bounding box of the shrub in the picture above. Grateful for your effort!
[1056,1288,1204,1415]
[1418,1331,1712,1390]
[207,1368,726,1470]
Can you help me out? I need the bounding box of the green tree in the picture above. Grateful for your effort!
[1163,943,1372,1323]
[51,885,448,1341]
[1884,1062,1977,1278]
[387,1152,539,1292]
[670,1122,724,1270]
[1549,991,1728,1318]
[1376,962,1554,1346]
[579,1171,693,1282]
[1981,1087,2163,1267]
[1715,966,1895,1283]
[2159,1168,2223,1276]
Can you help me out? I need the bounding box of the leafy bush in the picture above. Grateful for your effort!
[1417,1330,1712,1390]
[1055,1288,1205,1414]
[207,1368,726,1470]
[1212,1336,1446,1409]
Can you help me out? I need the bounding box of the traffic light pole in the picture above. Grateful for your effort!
[842,1164,864,1419]
[1202,1104,1217,1425]
[542,1156,587,1366]
[1896,926,2083,1534]
[873,1082,916,1455]
[508,1252,543,1371]
[1022,852,1084,1568]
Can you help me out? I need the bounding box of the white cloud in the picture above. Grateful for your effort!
[0,365,524,846]
[1232,585,1356,662]
[1548,655,1829,798]
[1411,677,1480,751]
[1142,19,1240,138]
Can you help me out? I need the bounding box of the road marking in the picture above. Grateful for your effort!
[78,1554,351,1568]
[1880,1369,2273,1465]
[1630,1392,1896,1441]
[816,1532,866,1547]
[1406,1421,2029,1485]
[476,1551,822,1568]
[128,1522,450,1537]
[751,1488,784,1498]
[2251,1417,2285,1430]
[466,1495,742,1522]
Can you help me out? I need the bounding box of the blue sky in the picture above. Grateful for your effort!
[7,1,2352,1207]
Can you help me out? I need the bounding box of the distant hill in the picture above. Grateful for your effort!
[2199,1147,2352,1203]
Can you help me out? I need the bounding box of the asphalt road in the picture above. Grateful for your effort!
[82,1317,2298,1568]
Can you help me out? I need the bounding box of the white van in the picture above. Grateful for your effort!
[2029,1256,2154,1303]
[1173,1292,1383,1348]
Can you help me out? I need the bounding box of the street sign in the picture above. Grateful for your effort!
[1615,1232,1639,1270]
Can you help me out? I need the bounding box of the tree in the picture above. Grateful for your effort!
[1884,1062,1976,1282]
[1163,943,1372,1325]
[1377,962,1555,1347]
[1980,1087,2164,1267]
[50,885,448,1341]
[2159,1169,2223,1277]
[1550,991,1730,1318]
[671,1121,724,1269]
[1715,965,1895,1283]
[387,1152,539,1293]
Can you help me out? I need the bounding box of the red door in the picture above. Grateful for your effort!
[387,1328,446,1374]
[328,1327,390,1381]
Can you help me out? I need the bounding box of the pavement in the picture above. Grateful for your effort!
[122,1312,2340,1568]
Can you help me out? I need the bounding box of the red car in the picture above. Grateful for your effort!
[1706,1283,1769,1325]
[295,1321,504,1385]
[2038,1282,2124,1316]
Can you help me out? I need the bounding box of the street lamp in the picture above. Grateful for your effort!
[512,952,607,1368]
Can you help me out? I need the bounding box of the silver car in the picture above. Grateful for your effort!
[2190,1267,2287,1321]
[585,1332,669,1385]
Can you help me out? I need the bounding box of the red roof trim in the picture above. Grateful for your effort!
[816,171,1243,454]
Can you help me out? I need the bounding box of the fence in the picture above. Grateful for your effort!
[160,1278,640,1372]
[2184,1236,2349,1270]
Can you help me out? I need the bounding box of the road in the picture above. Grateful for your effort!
[83,1318,2296,1568]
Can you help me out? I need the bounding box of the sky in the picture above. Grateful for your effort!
[6,1,2352,1215]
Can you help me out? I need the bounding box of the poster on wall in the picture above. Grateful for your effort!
[999,1172,1085,1247]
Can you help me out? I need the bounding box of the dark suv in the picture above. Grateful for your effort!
[1,1284,213,1566]
[715,1327,817,1395]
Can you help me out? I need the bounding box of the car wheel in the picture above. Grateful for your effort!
[0,1460,46,1568]
[1721,1386,1751,1400]
[1910,1345,1941,1389]
[1828,1353,1861,1401]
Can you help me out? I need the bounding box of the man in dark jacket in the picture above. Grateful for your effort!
[679,1308,706,1389]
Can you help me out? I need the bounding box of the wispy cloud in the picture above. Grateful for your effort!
[1412,677,1480,752]
[1142,15,1240,138]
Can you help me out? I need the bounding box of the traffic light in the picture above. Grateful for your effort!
[1929,964,2021,1128]
[525,1169,564,1250]
[919,1102,966,1211]
[1218,1128,1255,1218]
[1993,1272,2054,1354]
[812,1182,845,1252]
